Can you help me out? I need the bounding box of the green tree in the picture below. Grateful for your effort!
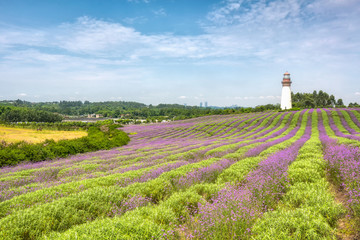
[336,99,344,107]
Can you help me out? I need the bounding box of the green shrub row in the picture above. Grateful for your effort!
[0,157,225,239]
[223,112,273,138]
[350,110,360,122]
[0,138,235,215]
[217,112,308,185]
[1,114,311,240]
[0,110,312,239]
[242,112,285,138]
[0,112,306,233]
[42,182,223,240]
[223,112,281,139]
[42,112,311,239]
[340,110,360,132]
[190,112,267,139]
[252,111,343,239]
[177,114,253,138]
[320,110,360,147]
[205,112,297,156]
[0,160,181,218]
[328,110,350,134]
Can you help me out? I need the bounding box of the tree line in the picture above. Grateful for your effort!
[292,90,352,109]
[0,100,280,121]
[0,106,63,123]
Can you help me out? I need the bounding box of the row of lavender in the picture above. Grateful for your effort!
[319,109,360,222]
[0,109,359,239]
[45,108,360,239]
[0,110,302,239]
[0,111,279,201]
[32,111,306,239]
[48,111,309,239]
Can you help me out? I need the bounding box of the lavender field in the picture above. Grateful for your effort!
[0,109,360,239]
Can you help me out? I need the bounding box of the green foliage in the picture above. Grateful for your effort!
[216,157,261,184]
[252,113,344,239]
[0,106,63,123]
[0,99,280,122]
[43,208,167,240]
[0,158,224,238]
[0,162,175,219]
[348,102,360,107]
[284,180,342,226]
[161,188,205,219]
[0,109,357,239]
[340,110,360,132]
[218,112,306,184]
[253,208,335,240]
[292,90,338,108]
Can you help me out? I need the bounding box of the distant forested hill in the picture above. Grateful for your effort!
[0,100,280,120]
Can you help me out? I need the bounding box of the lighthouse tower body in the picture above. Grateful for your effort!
[281,72,292,110]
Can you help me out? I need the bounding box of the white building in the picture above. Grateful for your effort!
[281,72,292,110]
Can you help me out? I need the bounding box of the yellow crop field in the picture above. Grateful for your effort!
[0,126,87,143]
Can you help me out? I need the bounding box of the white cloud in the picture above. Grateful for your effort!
[203,0,360,63]
[0,1,359,105]
[207,0,302,27]
[153,8,167,17]
[243,96,256,100]
[0,17,211,60]
[18,93,27,97]
[179,96,187,99]
[4,49,67,63]
[355,92,360,95]
[265,95,276,99]
[0,27,46,50]
[56,17,144,55]
[2,2,359,64]
[236,95,279,101]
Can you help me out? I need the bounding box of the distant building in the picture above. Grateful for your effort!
[87,114,104,118]
[205,101,208,108]
[281,72,292,110]
[200,102,203,107]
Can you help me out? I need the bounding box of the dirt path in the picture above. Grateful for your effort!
[330,183,359,240]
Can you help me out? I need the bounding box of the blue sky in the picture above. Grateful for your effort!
[0,0,359,107]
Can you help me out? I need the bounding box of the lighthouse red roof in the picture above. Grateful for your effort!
[284,71,290,75]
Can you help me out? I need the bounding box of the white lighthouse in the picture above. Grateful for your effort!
[281,72,292,110]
